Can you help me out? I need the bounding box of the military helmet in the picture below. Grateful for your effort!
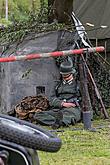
[60,61,76,75]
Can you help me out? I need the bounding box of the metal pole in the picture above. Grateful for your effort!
[0,46,104,63]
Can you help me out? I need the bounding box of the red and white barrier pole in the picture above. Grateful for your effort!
[0,46,104,63]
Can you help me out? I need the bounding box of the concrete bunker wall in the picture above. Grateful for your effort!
[0,31,63,113]
[0,58,59,113]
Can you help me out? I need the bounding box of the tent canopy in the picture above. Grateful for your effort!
[73,0,110,39]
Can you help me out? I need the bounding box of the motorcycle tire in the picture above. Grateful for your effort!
[0,114,62,152]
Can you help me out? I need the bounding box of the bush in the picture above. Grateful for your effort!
[0,18,12,27]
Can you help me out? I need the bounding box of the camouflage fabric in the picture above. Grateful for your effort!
[14,95,49,120]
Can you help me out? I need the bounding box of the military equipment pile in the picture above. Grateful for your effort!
[13,95,49,122]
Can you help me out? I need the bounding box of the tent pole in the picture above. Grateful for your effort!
[95,38,98,47]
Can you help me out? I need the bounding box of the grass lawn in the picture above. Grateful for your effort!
[38,118,110,165]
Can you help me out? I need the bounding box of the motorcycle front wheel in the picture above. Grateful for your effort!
[0,114,62,152]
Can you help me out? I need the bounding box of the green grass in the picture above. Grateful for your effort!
[38,119,110,165]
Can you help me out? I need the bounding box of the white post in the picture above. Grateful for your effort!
[5,0,8,20]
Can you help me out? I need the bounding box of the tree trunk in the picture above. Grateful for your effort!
[1,0,5,18]
[48,0,73,24]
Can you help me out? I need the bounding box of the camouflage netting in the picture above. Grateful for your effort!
[88,52,110,108]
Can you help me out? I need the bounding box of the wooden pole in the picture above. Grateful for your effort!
[79,58,92,129]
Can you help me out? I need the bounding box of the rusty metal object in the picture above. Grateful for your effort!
[14,95,49,121]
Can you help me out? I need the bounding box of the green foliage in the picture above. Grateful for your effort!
[0,0,45,22]
[0,20,64,46]
[0,1,66,48]
[9,0,39,21]
[0,18,12,26]
[88,53,110,108]
[0,0,70,48]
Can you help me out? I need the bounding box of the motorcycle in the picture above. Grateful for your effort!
[0,114,62,165]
